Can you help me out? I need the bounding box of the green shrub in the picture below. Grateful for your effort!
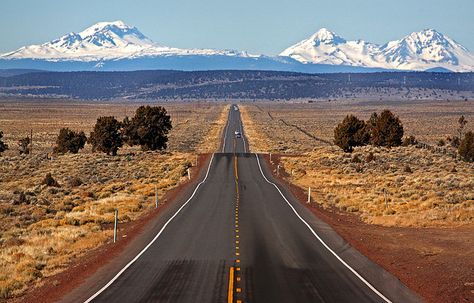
[123,105,172,151]
[370,110,404,147]
[334,115,368,152]
[55,128,87,154]
[89,116,123,156]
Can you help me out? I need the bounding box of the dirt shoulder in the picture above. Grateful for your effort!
[266,154,474,303]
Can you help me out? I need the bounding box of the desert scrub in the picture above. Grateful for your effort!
[280,145,474,227]
[0,149,194,298]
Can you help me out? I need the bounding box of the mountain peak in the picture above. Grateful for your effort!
[76,20,155,48]
[405,28,448,43]
[280,28,474,72]
[309,28,346,45]
[0,20,250,62]
[79,20,133,37]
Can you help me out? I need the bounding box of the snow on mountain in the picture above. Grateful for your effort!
[378,29,474,71]
[0,21,255,61]
[280,28,474,72]
[1,22,473,72]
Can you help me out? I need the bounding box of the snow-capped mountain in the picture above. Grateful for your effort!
[1,21,472,72]
[280,28,474,72]
[0,20,253,61]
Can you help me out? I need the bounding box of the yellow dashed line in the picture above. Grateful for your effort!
[233,154,244,301]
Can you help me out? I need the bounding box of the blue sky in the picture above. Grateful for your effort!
[1,0,473,55]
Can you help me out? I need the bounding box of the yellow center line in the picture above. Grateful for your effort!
[233,153,244,301]
[228,266,235,303]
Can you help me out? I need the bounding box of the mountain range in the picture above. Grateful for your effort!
[1,21,473,72]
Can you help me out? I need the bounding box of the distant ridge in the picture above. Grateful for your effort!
[1,70,472,100]
[0,69,45,77]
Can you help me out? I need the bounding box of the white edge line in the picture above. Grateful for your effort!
[84,153,216,303]
[222,106,231,152]
[238,107,247,152]
[254,153,392,303]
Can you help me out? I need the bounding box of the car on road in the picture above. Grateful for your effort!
[234,131,241,138]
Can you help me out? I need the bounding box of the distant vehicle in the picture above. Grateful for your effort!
[234,106,239,111]
[234,131,241,138]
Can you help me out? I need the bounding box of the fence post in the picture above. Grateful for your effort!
[155,185,158,208]
[277,164,280,176]
[187,168,191,180]
[307,187,311,204]
[113,209,118,243]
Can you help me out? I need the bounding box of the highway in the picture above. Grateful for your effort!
[64,105,420,303]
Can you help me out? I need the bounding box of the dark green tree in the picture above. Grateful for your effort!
[334,115,368,152]
[123,106,172,151]
[370,110,404,147]
[89,116,123,156]
[0,131,8,155]
[55,128,87,154]
[458,131,474,162]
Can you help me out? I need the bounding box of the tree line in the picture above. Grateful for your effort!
[1,70,473,100]
[0,105,172,157]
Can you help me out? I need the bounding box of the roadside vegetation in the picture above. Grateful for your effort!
[240,102,474,226]
[0,101,227,299]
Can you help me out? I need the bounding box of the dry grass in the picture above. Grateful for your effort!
[0,99,226,299]
[240,100,474,227]
[241,100,474,152]
[196,104,230,153]
[282,146,474,227]
[0,99,226,155]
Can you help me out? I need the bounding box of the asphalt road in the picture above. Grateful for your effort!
[73,105,420,303]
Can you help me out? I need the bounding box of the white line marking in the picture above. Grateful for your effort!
[237,107,247,152]
[222,107,231,152]
[84,154,216,302]
[254,154,392,303]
